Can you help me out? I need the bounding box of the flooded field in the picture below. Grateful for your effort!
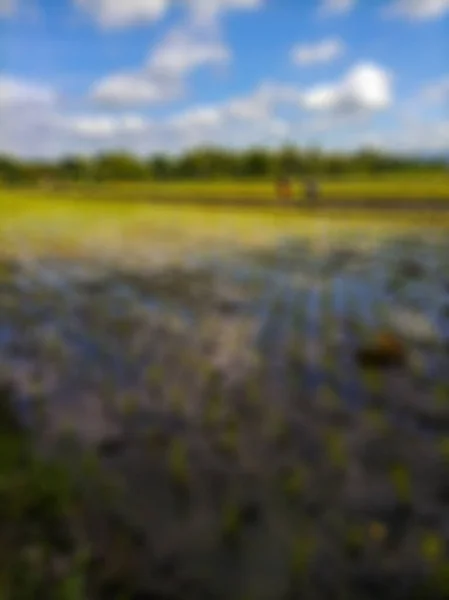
[1,222,449,599]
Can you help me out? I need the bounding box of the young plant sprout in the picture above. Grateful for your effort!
[287,338,303,362]
[289,533,315,582]
[344,524,364,558]
[120,392,139,416]
[324,429,347,470]
[389,464,412,504]
[203,393,224,428]
[267,409,289,446]
[317,384,340,410]
[221,499,243,547]
[218,418,239,456]
[322,348,336,374]
[282,466,306,499]
[81,448,103,479]
[421,532,445,564]
[362,369,383,396]
[168,385,185,415]
[168,437,189,488]
[244,375,261,406]
[438,437,449,464]
[435,383,449,407]
[363,407,388,433]
[146,364,164,387]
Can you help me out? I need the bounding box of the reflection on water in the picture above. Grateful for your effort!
[2,234,449,411]
[2,231,449,600]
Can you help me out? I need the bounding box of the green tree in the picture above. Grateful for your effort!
[92,152,146,181]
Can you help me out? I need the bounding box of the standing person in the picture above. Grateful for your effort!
[276,174,292,203]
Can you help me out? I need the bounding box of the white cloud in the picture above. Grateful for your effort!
[188,0,265,25]
[75,0,265,28]
[385,0,449,20]
[0,0,16,16]
[0,76,57,106]
[222,82,302,120]
[302,63,392,113]
[90,71,182,107]
[291,38,345,66]
[168,106,223,132]
[75,0,171,28]
[319,0,356,16]
[421,75,449,104]
[91,25,231,107]
[148,27,231,77]
[60,113,152,140]
[82,62,393,153]
[368,120,449,154]
[0,65,396,157]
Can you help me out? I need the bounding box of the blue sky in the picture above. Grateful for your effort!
[0,0,448,157]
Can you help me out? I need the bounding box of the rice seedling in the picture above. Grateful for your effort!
[167,437,189,489]
[266,408,290,447]
[145,364,164,388]
[361,369,384,396]
[389,464,412,504]
[324,429,347,470]
[343,524,364,559]
[80,448,103,479]
[242,373,262,406]
[282,465,306,500]
[168,385,186,416]
[203,393,224,429]
[420,532,446,564]
[363,406,388,433]
[118,392,139,417]
[288,531,316,583]
[438,437,449,464]
[220,499,243,548]
[217,417,240,457]
[316,384,341,411]
[434,383,449,407]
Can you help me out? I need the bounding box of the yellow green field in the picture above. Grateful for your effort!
[6,172,449,204]
[2,190,449,267]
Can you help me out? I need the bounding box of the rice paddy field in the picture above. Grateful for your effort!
[14,171,449,204]
[1,192,449,600]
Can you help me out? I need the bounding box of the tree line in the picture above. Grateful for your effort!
[0,146,446,184]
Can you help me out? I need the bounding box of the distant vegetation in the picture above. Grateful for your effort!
[0,146,447,184]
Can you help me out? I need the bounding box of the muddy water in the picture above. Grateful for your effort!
[1,234,448,430]
[1,233,449,599]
